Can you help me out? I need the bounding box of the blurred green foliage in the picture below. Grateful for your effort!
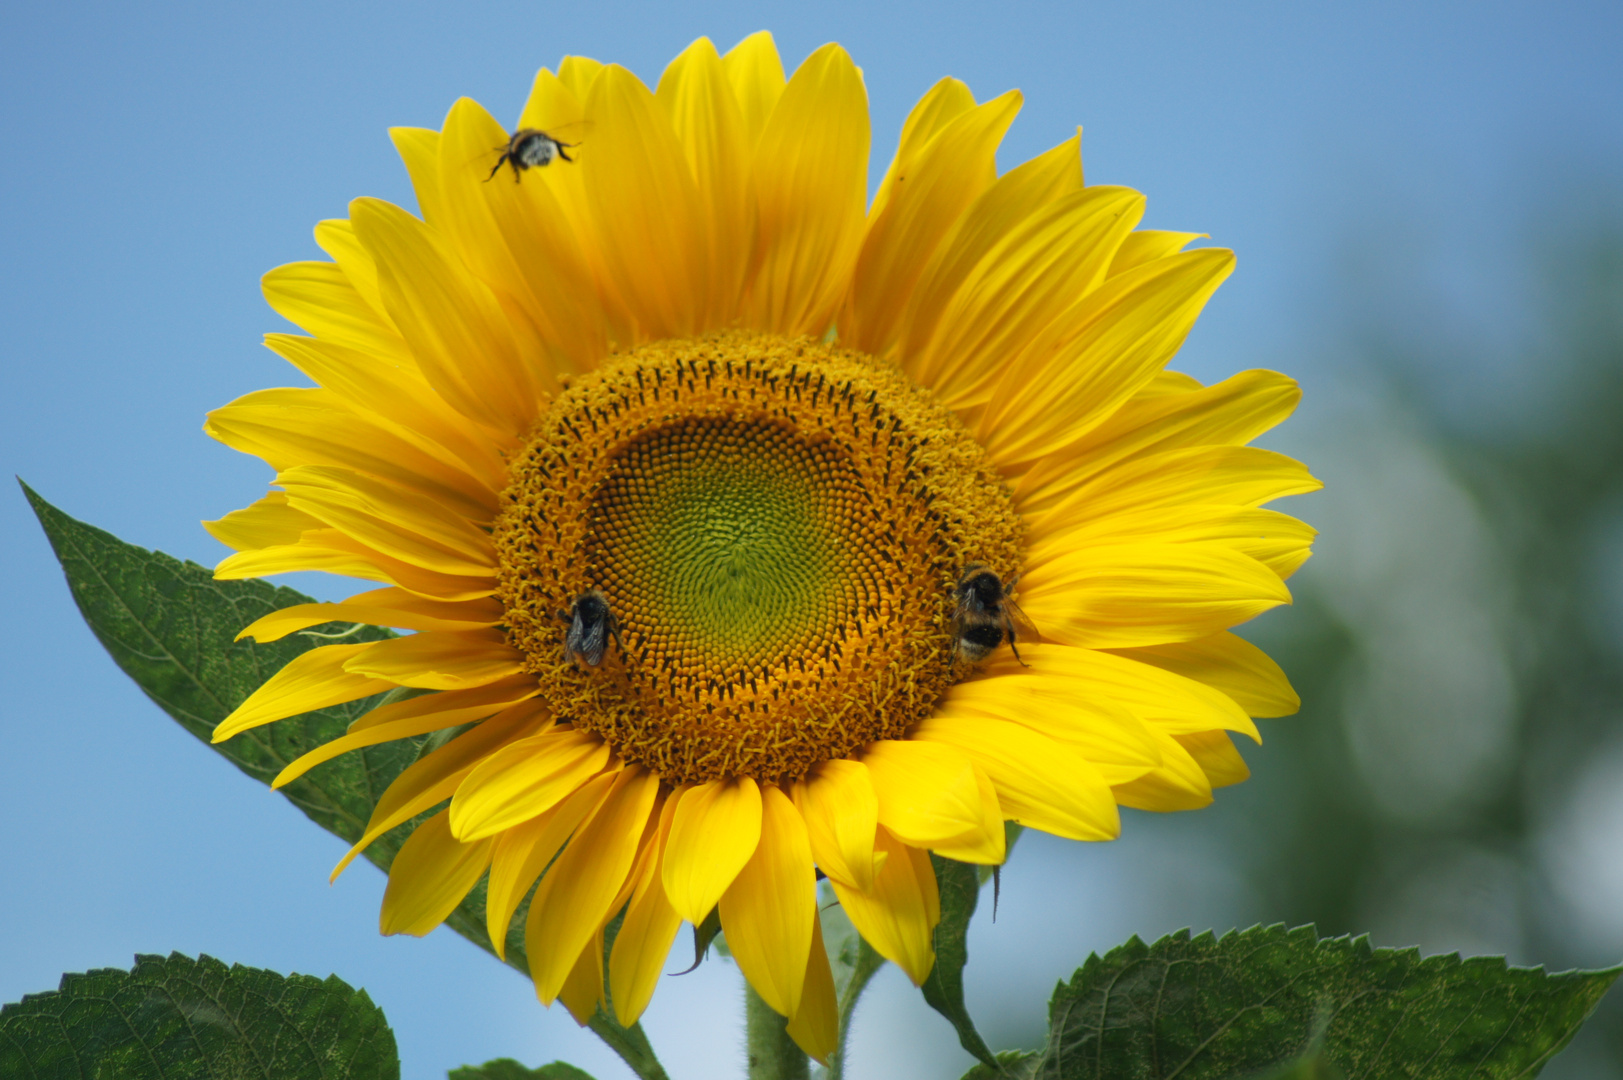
[1240,229,1623,1076]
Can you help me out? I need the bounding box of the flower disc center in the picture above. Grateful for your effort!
[594,415,861,674]
[494,332,1023,785]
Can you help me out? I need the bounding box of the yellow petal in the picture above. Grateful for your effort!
[980,643,1259,742]
[436,97,605,372]
[214,528,496,603]
[237,589,502,643]
[785,912,839,1065]
[277,464,496,575]
[720,32,786,148]
[1019,541,1292,649]
[450,728,613,840]
[1028,501,1317,578]
[273,684,543,790]
[912,715,1120,841]
[388,127,449,229]
[526,767,660,1004]
[661,776,763,924]
[261,260,411,365]
[1108,230,1205,277]
[582,65,709,340]
[975,247,1232,468]
[263,333,510,494]
[925,762,1008,866]
[827,827,938,985]
[746,43,870,336]
[558,928,606,1026]
[918,186,1146,410]
[791,759,879,890]
[939,674,1161,786]
[609,794,683,1026]
[1106,631,1299,718]
[349,196,542,436]
[558,55,605,101]
[1177,729,1251,788]
[867,77,978,223]
[342,629,523,690]
[845,89,1021,355]
[515,67,598,267]
[332,700,551,880]
[1030,445,1322,538]
[346,673,537,734]
[206,388,496,522]
[861,740,1001,862]
[1012,368,1301,517]
[718,786,816,1018]
[379,809,494,936]
[212,642,392,743]
[1110,726,1214,812]
[313,218,391,318]
[487,770,619,957]
[896,132,1083,365]
[656,37,754,325]
[203,492,322,551]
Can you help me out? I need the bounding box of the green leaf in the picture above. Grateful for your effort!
[919,824,1023,1070]
[0,952,397,1080]
[1036,923,1620,1079]
[21,484,668,1080]
[449,1059,597,1080]
[924,855,998,1069]
[1249,1050,1346,1080]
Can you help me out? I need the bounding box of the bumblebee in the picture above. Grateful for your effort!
[952,564,1031,664]
[486,127,576,182]
[561,589,623,666]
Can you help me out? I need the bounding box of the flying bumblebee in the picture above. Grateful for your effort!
[952,564,1032,664]
[562,589,623,667]
[486,127,577,182]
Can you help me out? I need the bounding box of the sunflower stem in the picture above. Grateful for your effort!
[828,939,884,1080]
[746,983,809,1080]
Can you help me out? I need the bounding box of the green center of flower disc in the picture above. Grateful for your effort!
[594,416,862,675]
[493,331,1024,785]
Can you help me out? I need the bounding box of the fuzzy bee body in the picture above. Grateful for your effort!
[487,128,576,182]
[952,565,1030,664]
[563,589,622,667]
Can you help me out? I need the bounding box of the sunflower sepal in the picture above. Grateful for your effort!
[922,853,1001,1069]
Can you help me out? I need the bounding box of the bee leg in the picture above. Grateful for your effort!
[1008,633,1029,667]
[608,618,626,660]
[992,865,1002,920]
[557,146,575,163]
[485,154,508,183]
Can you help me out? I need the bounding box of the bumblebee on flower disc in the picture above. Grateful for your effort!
[562,589,622,667]
[486,127,577,182]
[952,564,1032,664]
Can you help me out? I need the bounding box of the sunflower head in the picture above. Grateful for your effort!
[495,331,1024,786]
[204,31,1316,1064]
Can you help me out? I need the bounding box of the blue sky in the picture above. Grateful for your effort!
[3,3,1621,1078]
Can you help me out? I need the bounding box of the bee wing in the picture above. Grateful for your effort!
[1004,596,1040,641]
[540,118,593,146]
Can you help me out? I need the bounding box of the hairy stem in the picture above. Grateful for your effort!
[829,939,885,1080]
[746,982,809,1080]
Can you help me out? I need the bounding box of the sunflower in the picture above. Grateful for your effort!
[204,32,1316,1062]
